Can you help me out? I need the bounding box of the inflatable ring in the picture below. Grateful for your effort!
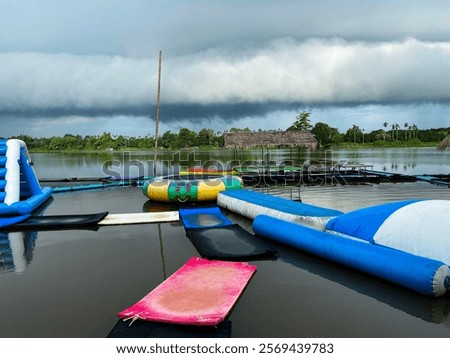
[142,175,243,203]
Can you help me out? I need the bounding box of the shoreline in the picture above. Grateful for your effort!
[28,143,442,154]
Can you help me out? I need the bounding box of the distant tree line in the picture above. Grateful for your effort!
[14,128,224,151]
[12,112,449,151]
[311,122,449,147]
[291,111,449,147]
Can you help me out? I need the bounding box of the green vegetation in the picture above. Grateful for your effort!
[12,112,449,151]
[14,129,224,151]
[310,122,448,148]
[291,111,448,148]
[287,111,313,131]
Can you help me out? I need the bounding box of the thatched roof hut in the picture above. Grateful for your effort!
[438,134,450,151]
[223,130,318,150]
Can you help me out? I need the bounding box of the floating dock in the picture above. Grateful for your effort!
[414,174,450,187]
[237,167,448,187]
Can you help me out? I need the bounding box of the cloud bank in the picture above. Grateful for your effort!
[165,38,450,106]
[1,37,450,136]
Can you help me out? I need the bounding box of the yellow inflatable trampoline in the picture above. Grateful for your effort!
[142,176,243,203]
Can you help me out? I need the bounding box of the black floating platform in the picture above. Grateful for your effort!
[186,224,277,261]
[180,206,277,261]
[107,319,232,338]
[3,212,109,231]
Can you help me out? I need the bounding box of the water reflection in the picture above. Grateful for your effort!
[279,245,450,324]
[0,196,180,277]
[0,231,38,274]
[142,200,179,213]
[0,195,54,274]
[157,224,167,281]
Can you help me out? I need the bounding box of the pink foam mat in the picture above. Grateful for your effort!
[118,257,257,326]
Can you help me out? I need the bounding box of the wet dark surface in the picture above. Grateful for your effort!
[1,183,449,338]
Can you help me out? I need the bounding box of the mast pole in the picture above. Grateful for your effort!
[153,50,162,177]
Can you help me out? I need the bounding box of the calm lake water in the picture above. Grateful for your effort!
[31,146,450,179]
[0,147,449,338]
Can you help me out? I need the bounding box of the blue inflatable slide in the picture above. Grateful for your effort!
[0,139,53,227]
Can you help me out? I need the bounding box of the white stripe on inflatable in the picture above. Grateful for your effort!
[373,200,450,266]
[4,139,26,206]
[217,193,334,230]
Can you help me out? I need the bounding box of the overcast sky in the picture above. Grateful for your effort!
[1,0,450,138]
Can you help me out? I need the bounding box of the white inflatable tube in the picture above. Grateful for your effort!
[218,190,343,230]
[4,140,27,206]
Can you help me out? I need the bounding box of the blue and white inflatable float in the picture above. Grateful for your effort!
[0,139,53,227]
[218,189,343,229]
[252,199,450,297]
[326,199,450,266]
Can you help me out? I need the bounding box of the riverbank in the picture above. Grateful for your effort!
[329,140,440,149]
[13,131,446,153]
[28,142,442,154]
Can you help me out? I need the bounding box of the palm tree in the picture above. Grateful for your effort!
[412,124,418,139]
[351,124,361,143]
[394,123,400,141]
[383,122,389,141]
[404,122,408,141]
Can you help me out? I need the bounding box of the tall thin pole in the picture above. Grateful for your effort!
[153,50,162,177]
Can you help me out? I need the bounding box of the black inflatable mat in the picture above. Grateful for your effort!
[107,319,232,338]
[3,212,109,231]
[185,224,277,261]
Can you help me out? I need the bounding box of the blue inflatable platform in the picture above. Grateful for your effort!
[179,207,233,229]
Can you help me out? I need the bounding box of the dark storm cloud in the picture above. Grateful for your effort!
[2,1,450,136]
[0,100,300,123]
[2,39,450,121]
